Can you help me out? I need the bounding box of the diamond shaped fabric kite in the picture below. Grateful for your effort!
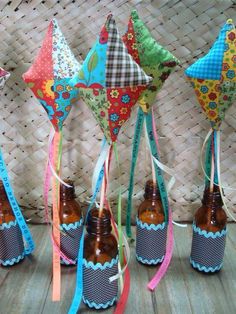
[23,19,81,302]
[185,20,236,260]
[0,67,10,90]
[23,19,80,131]
[71,14,152,143]
[185,19,236,130]
[122,10,180,296]
[68,14,152,314]
[123,10,179,113]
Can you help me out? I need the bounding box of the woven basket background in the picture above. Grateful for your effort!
[0,0,236,223]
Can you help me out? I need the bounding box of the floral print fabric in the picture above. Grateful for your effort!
[123,10,179,113]
[71,14,152,143]
[185,20,236,129]
[23,19,80,131]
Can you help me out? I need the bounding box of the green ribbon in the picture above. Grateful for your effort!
[145,112,169,222]
[113,142,124,266]
[126,107,145,238]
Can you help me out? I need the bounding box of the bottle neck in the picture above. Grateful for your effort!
[86,208,112,236]
[202,188,223,210]
[60,180,76,201]
[144,180,161,201]
[0,181,8,202]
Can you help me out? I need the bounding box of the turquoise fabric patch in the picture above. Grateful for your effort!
[185,23,233,80]
[54,77,78,130]
[71,38,107,87]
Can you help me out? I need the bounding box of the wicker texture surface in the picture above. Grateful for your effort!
[0,0,235,223]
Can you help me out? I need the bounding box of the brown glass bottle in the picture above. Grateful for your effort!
[195,185,227,233]
[138,180,165,225]
[84,208,118,264]
[0,181,15,224]
[59,180,82,224]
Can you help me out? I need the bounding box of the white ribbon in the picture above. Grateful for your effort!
[109,225,131,283]
[201,128,236,191]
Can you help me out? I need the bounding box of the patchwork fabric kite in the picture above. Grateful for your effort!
[0,67,35,264]
[185,19,236,215]
[69,14,152,314]
[123,10,179,291]
[22,19,81,301]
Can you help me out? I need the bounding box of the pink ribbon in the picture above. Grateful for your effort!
[147,109,174,291]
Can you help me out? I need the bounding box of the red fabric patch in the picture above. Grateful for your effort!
[122,17,140,65]
[107,86,146,142]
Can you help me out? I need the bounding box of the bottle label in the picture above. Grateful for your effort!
[136,217,167,265]
[60,218,83,265]
[190,223,227,272]
[0,220,25,266]
[82,255,118,309]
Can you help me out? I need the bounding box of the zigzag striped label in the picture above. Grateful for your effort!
[136,217,167,265]
[190,224,227,272]
[82,256,118,309]
[0,220,25,266]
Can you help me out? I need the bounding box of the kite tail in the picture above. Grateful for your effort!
[145,110,174,291]
[0,148,35,255]
[126,107,144,238]
[51,130,63,301]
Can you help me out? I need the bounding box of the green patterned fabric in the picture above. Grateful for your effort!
[123,10,180,113]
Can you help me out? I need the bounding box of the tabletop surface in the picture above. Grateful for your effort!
[0,224,236,314]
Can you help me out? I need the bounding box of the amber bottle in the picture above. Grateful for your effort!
[136,180,167,265]
[59,180,83,265]
[190,185,227,273]
[137,180,165,225]
[0,180,25,265]
[0,181,15,224]
[83,208,118,309]
[59,180,82,224]
[195,185,227,233]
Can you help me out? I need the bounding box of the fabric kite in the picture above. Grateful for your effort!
[185,19,236,218]
[0,67,35,263]
[22,19,81,301]
[69,13,152,314]
[123,10,179,291]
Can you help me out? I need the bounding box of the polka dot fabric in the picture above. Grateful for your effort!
[23,19,81,131]
[185,19,236,129]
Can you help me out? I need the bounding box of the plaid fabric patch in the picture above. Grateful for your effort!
[106,15,152,88]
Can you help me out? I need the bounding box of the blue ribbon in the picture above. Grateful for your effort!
[126,107,144,238]
[68,150,105,314]
[0,148,35,255]
[204,132,212,187]
[145,112,169,222]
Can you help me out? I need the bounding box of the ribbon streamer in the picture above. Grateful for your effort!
[0,148,35,255]
[126,107,145,238]
[145,112,174,291]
